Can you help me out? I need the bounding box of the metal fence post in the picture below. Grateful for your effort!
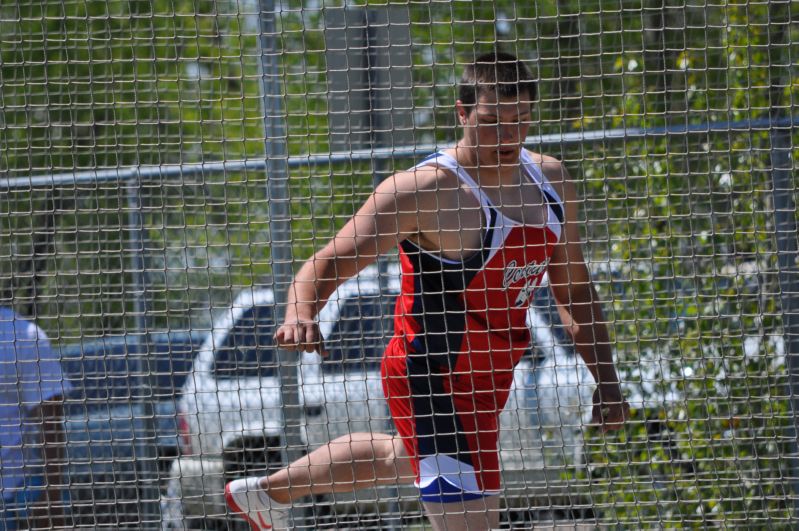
[256,0,305,471]
[364,7,412,526]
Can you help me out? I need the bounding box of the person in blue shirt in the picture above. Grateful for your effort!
[0,306,71,530]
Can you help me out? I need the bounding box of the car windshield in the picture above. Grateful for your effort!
[323,294,395,373]
[213,305,277,379]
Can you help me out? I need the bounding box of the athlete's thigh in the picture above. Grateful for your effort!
[423,494,501,531]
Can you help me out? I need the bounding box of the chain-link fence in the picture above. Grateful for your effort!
[0,1,797,529]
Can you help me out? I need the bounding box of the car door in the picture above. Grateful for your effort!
[311,289,396,444]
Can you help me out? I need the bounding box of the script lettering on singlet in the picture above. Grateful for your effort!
[503,259,549,307]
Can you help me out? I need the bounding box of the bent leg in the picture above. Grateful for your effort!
[262,432,414,504]
[423,495,500,531]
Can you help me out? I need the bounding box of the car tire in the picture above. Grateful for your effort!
[222,436,286,481]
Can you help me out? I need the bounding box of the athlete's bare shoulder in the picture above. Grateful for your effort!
[524,149,577,204]
[375,160,462,222]
[406,157,462,203]
[384,162,458,194]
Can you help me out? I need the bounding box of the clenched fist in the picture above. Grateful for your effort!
[274,319,328,356]
[591,382,630,433]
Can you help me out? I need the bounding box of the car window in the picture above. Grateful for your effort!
[323,294,395,373]
[213,305,277,379]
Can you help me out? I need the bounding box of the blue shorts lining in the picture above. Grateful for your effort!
[419,475,497,504]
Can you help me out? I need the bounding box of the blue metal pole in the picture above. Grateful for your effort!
[770,124,799,512]
[6,117,798,193]
[125,175,161,528]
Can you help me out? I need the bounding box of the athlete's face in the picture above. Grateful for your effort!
[457,91,533,168]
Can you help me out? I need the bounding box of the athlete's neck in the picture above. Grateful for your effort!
[452,140,522,188]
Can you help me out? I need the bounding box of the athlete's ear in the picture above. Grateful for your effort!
[455,100,470,125]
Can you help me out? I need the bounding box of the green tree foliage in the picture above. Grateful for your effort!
[0,0,269,334]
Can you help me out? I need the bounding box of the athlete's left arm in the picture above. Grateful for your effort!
[541,155,630,433]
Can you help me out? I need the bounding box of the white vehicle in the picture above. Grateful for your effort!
[163,287,322,528]
[163,265,593,529]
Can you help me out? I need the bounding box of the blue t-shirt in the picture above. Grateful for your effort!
[0,307,71,498]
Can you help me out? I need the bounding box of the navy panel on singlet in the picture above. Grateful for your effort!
[399,207,497,367]
[398,207,497,464]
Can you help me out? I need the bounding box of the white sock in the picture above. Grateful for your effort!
[248,476,290,509]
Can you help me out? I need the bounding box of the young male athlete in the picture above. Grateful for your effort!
[226,51,629,530]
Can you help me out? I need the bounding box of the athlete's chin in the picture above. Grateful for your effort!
[496,148,520,165]
[476,147,521,167]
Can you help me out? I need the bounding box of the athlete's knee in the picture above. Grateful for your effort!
[392,435,409,459]
[373,437,395,471]
[373,436,409,480]
[390,436,415,480]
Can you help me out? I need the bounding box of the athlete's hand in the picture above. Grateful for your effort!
[591,382,630,433]
[274,319,328,357]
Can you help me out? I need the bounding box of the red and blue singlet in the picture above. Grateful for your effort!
[381,150,565,502]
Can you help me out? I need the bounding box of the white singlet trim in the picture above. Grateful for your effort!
[408,151,564,264]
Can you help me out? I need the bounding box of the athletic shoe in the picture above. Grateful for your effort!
[225,477,291,530]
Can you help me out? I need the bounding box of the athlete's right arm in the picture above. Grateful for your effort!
[274,167,441,354]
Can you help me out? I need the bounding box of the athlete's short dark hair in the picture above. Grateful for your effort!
[458,51,537,114]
